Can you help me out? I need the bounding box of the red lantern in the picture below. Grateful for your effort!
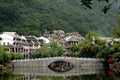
[107,70,115,76]
[107,57,114,63]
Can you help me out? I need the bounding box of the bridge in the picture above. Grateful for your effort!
[13,57,104,77]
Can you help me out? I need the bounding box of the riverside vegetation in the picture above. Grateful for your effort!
[0,45,23,72]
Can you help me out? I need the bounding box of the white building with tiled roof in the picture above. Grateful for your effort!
[0,32,20,45]
[0,32,26,54]
[38,36,50,43]
[0,32,43,58]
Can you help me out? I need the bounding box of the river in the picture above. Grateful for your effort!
[0,66,120,80]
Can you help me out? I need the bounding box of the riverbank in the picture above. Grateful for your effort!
[0,61,13,74]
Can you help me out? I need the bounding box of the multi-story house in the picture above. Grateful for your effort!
[64,35,84,50]
[38,36,50,44]
[42,30,84,50]
[0,31,84,58]
[25,36,41,54]
[0,32,27,54]
[0,32,45,58]
[43,30,65,41]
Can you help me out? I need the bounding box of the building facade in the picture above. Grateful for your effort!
[0,31,85,58]
[0,32,48,58]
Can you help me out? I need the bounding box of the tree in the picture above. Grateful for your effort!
[0,45,6,64]
[69,45,80,57]
[113,52,120,59]
[85,31,99,42]
[112,27,120,38]
[30,41,64,58]
[96,46,112,58]
[0,45,12,64]
[0,0,22,28]
[81,0,119,13]
[11,53,24,60]
[49,41,64,57]
[112,14,120,38]
[69,31,106,57]
[94,38,106,46]
[69,40,90,57]
[0,0,118,36]
[96,43,120,59]
[80,43,100,58]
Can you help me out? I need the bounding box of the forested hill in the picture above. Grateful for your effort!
[0,0,119,36]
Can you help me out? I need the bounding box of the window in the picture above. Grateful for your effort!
[13,42,15,45]
[16,43,18,45]
[13,38,16,40]
[7,42,9,45]
[3,42,5,45]
[0,38,2,40]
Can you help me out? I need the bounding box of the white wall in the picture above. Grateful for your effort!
[0,33,14,45]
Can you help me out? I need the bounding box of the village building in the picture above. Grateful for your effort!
[0,32,27,54]
[0,31,85,58]
[64,35,84,50]
[0,32,43,58]
[42,30,84,50]
[25,36,41,54]
[38,36,50,44]
[42,30,65,40]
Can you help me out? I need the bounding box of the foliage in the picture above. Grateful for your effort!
[112,27,120,38]
[117,14,120,27]
[85,31,99,42]
[97,43,120,58]
[0,45,5,64]
[96,46,112,58]
[0,45,9,64]
[30,41,64,58]
[69,31,106,57]
[0,0,118,36]
[77,40,90,49]
[11,53,24,60]
[69,45,80,57]
[69,30,120,58]
[113,52,120,58]
[94,38,106,46]
[110,43,120,53]
[69,40,90,57]
[0,45,23,64]
[79,43,100,58]
[112,14,120,38]
[81,0,119,13]
[85,31,106,46]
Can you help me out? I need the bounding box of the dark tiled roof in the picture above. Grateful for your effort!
[25,36,39,45]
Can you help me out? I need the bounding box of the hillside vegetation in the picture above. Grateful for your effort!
[0,0,119,36]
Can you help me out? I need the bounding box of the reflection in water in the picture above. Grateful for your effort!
[12,66,103,79]
[0,66,120,80]
[13,67,104,76]
[1,72,120,80]
[48,60,74,72]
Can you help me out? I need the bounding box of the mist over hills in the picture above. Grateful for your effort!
[0,0,119,36]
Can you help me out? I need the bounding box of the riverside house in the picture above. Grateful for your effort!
[0,32,47,58]
[0,31,85,58]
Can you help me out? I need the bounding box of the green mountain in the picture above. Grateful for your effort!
[0,0,119,36]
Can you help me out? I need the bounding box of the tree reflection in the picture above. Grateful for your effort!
[48,60,74,72]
